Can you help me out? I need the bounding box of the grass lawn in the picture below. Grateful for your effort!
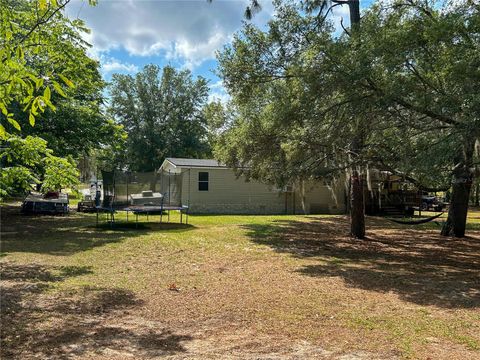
[1,205,480,359]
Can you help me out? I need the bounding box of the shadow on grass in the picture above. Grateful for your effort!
[1,262,192,359]
[374,216,480,232]
[1,263,93,282]
[0,205,195,256]
[243,216,480,309]
[92,222,195,232]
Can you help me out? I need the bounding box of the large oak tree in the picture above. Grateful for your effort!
[109,65,211,172]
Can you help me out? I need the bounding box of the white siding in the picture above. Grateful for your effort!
[303,180,347,214]
[178,168,346,215]
[180,168,286,214]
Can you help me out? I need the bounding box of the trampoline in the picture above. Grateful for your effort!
[94,169,188,227]
[95,203,189,227]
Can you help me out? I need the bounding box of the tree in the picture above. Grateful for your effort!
[340,0,364,239]
[208,0,262,20]
[4,45,120,159]
[0,135,79,197]
[314,0,479,237]
[216,1,373,235]
[213,0,368,237]
[1,0,97,135]
[345,0,480,237]
[109,64,211,172]
[1,0,99,197]
[215,0,479,237]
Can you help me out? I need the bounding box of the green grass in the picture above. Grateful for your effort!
[1,206,480,359]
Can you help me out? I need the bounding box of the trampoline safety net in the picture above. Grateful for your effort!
[101,170,183,208]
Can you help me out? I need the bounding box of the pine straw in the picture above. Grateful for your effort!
[1,205,480,359]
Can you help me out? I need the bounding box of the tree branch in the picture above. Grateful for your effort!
[18,0,72,45]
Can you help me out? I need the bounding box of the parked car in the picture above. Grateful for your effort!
[421,195,444,211]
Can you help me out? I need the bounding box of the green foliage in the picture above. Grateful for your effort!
[1,0,113,159]
[203,100,232,145]
[41,154,79,192]
[1,133,47,166]
[215,1,358,185]
[348,0,480,191]
[0,0,117,198]
[11,52,117,158]
[0,134,79,198]
[109,64,211,171]
[0,0,97,138]
[0,165,38,198]
[89,120,128,172]
[215,0,480,191]
[15,100,125,158]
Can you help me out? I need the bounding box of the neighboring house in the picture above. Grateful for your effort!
[158,158,346,215]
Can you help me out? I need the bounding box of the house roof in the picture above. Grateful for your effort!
[163,158,227,169]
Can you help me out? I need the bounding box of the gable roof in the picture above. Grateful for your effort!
[163,158,227,169]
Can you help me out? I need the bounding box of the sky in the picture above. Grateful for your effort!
[65,0,355,103]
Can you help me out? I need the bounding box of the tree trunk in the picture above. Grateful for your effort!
[441,139,475,237]
[346,0,364,238]
[440,170,472,237]
[348,0,361,26]
[350,169,365,238]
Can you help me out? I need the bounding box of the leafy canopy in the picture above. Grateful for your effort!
[109,64,211,172]
[0,0,96,138]
[214,0,480,191]
[1,135,79,196]
[1,0,99,198]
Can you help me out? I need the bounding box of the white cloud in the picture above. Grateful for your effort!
[208,79,230,104]
[167,31,232,69]
[66,0,274,69]
[101,58,139,74]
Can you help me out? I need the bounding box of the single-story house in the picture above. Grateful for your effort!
[158,158,346,215]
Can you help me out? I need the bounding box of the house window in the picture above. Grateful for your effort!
[198,172,209,191]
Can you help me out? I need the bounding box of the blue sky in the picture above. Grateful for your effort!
[65,0,361,102]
